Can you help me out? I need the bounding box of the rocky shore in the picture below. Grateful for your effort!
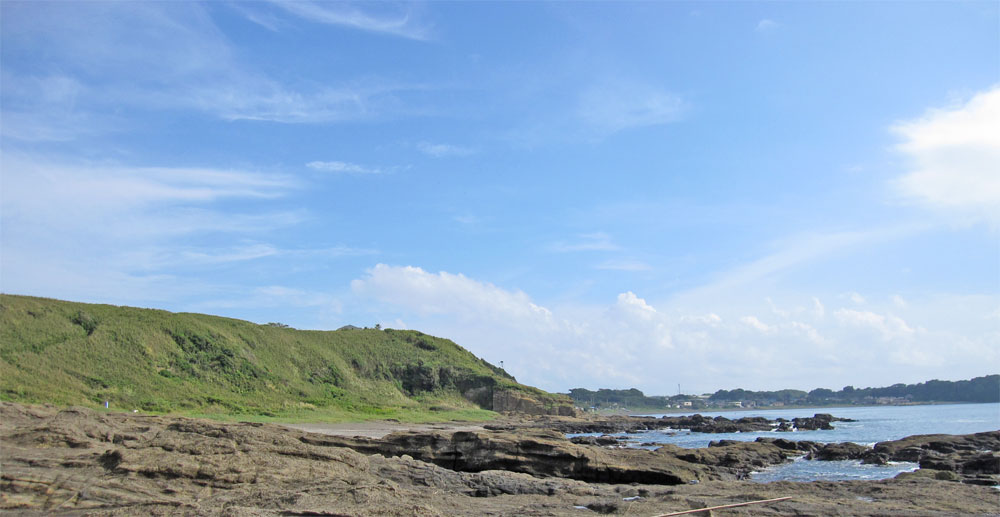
[495,412,855,435]
[2,402,997,516]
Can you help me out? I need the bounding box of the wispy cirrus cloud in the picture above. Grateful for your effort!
[0,153,302,301]
[576,80,686,136]
[416,141,477,157]
[306,160,403,175]
[594,259,653,272]
[266,1,431,40]
[0,1,426,133]
[548,232,620,252]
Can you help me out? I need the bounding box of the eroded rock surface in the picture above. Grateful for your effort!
[2,402,998,516]
[517,412,855,435]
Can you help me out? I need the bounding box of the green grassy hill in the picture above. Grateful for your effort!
[0,294,571,422]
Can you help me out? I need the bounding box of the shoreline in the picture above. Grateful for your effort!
[620,400,997,416]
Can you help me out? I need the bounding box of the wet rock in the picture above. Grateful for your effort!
[755,437,819,454]
[808,442,870,461]
[570,435,624,446]
[867,431,1000,485]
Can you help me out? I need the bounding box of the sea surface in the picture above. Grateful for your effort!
[589,403,1000,482]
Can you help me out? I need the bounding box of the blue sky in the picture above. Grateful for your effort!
[2,1,998,395]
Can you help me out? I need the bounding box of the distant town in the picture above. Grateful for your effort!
[566,375,999,412]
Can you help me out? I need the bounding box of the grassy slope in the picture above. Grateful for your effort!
[0,295,568,422]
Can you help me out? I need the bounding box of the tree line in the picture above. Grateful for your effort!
[568,375,999,409]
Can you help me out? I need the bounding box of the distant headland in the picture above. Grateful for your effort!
[567,375,1000,412]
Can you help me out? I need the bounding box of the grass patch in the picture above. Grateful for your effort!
[0,294,570,421]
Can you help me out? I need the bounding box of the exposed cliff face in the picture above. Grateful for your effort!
[492,389,578,416]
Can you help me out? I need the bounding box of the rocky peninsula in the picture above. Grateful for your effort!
[2,402,998,516]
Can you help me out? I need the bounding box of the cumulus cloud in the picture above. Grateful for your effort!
[351,264,554,323]
[616,292,657,320]
[350,264,999,393]
[892,86,1000,224]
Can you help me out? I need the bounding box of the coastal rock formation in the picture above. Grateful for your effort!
[807,442,870,461]
[788,413,855,431]
[3,402,998,516]
[534,412,853,435]
[300,428,718,484]
[864,431,1000,485]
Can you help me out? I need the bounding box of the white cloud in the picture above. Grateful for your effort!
[0,153,302,302]
[350,265,999,393]
[549,232,619,252]
[682,226,923,300]
[616,292,657,320]
[756,19,780,32]
[680,313,722,326]
[577,81,686,135]
[834,308,915,341]
[351,264,554,323]
[1,2,424,129]
[812,297,826,318]
[740,315,774,333]
[766,297,790,318]
[267,1,430,40]
[306,161,387,174]
[417,142,477,157]
[595,259,653,272]
[845,291,867,305]
[892,86,1000,224]
[891,294,908,308]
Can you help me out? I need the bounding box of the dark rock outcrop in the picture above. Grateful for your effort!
[540,413,852,435]
[569,434,624,446]
[304,427,807,484]
[301,428,718,485]
[864,431,1000,485]
[807,442,870,461]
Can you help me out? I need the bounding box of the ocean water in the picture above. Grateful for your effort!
[591,403,1000,482]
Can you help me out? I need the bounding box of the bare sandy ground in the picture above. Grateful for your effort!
[280,420,487,438]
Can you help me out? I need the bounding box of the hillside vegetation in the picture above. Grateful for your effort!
[0,295,570,421]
